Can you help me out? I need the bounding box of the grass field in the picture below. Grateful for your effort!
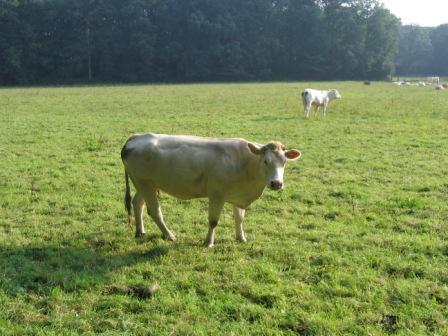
[1,81,448,335]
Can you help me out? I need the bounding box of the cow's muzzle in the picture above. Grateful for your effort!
[269,180,283,190]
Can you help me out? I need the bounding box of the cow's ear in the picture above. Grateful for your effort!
[248,142,262,155]
[285,149,301,160]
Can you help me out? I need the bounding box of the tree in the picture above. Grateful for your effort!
[0,1,23,84]
[430,24,448,76]
[321,0,372,79]
[0,0,407,84]
[364,6,400,79]
[274,0,325,80]
[396,25,433,76]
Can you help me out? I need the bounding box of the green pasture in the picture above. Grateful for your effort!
[0,82,447,335]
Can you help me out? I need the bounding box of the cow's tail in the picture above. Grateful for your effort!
[124,169,132,227]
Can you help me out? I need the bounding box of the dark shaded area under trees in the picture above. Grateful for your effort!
[0,0,446,86]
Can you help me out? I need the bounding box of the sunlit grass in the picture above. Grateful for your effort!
[1,82,447,335]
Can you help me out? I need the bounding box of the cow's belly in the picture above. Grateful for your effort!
[139,166,209,200]
[155,179,208,200]
[140,168,264,207]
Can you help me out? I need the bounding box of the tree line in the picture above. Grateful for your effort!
[0,0,443,85]
[396,24,448,77]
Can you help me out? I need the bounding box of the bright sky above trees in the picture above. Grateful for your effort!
[381,0,448,26]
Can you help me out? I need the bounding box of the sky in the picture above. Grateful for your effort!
[381,0,448,26]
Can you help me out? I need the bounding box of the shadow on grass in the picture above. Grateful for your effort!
[0,241,169,295]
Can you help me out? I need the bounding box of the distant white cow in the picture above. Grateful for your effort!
[417,81,426,87]
[435,85,445,90]
[427,76,440,84]
[121,133,301,247]
[301,88,341,117]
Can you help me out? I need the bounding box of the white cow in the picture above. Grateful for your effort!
[301,88,341,117]
[427,76,440,84]
[121,133,301,247]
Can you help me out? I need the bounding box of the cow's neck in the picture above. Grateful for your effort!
[246,155,267,192]
[226,154,267,209]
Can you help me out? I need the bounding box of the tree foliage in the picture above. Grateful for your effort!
[396,24,448,77]
[2,0,440,85]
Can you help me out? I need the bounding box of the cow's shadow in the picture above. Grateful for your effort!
[0,236,170,295]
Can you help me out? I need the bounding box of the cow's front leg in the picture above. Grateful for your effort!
[305,105,311,117]
[205,198,225,248]
[144,189,176,241]
[233,206,246,242]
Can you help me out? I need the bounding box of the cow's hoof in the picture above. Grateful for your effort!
[166,235,176,242]
[135,232,146,238]
[204,241,214,248]
[237,237,247,243]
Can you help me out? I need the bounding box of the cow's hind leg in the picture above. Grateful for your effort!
[233,206,246,242]
[133,192,145,237]
[142,188,176,241]
[205,198,225,248]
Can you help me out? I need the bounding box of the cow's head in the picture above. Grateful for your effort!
[248,141,301,190]
[329,89,342,100]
